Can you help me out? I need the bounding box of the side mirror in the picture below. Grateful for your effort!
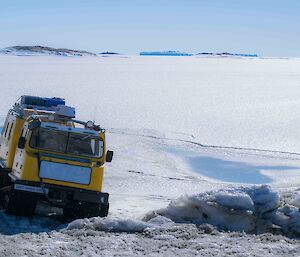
[28,120,41,130]
[18,137,26,149]
[106,150,113,162]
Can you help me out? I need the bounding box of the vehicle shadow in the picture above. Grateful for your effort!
[0,126,67,235]
[187,155,299,184]
[0,203,68,235]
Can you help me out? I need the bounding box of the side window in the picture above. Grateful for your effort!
[20,126,28,138]
[7,121,14,140]
[29,129,38,148]
[23,126,29,137]
[4,122,10,138]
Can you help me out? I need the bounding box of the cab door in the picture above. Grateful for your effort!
[0,111,24,169]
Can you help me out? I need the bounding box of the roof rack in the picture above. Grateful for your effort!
[12,95,104,132]
[13,95,66,112]
[12,95,74,118]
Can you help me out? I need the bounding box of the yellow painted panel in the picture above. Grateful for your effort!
[11,126,106,193]
[20,151,104,192]
[6,117,25,168]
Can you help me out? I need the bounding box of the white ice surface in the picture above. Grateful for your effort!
[0,56,300,152]
[0,56,300,256]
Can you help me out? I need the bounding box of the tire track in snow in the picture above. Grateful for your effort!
[108,129,300,161]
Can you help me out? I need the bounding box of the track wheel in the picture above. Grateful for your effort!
[63,202,109,219]
[99,203,109,217]
[5,191,37,217]
[63,205,78,219]
[0,186,11,209]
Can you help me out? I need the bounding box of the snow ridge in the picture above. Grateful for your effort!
[144,185,300,236]
[65,186,300,237]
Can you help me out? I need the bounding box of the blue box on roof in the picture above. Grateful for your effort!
[43,97,65,107]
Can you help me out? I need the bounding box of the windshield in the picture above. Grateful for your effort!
[29,128,103,158]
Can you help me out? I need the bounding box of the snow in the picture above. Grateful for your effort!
[65,215,175,234]
[0,55,300,256]
[1,212,300,256]
[0,56,300,153]
[292,196,300,208]
[65,185,298,236]
[144,186,287,233]
[215,191,254,210]
[1,222,300,257]
[67,217,155,233]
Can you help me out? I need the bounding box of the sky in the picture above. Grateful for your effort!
[0,0,299,56]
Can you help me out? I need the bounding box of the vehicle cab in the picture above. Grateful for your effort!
[0,95,113,218]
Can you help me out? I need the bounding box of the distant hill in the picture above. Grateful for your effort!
[140,51,193,56]
[99,51,120,55]
[0,46,97,57]
[98,51,130,58]
[196,52,258,58]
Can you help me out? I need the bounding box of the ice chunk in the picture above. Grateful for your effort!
[147,215,175,225]
[65,187,300,237]
[93,217,153,232]
[246,185,280,213]
[67,218,90,230]
[215,191,254,211]
[145,191,256,232]
[146,185,300,235]
[67,217,154,233]
[291,196,300,208]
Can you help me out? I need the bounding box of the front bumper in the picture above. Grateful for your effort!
[12,180,109,207]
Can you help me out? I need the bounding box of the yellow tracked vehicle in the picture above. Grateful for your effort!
[0,96,113,218]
